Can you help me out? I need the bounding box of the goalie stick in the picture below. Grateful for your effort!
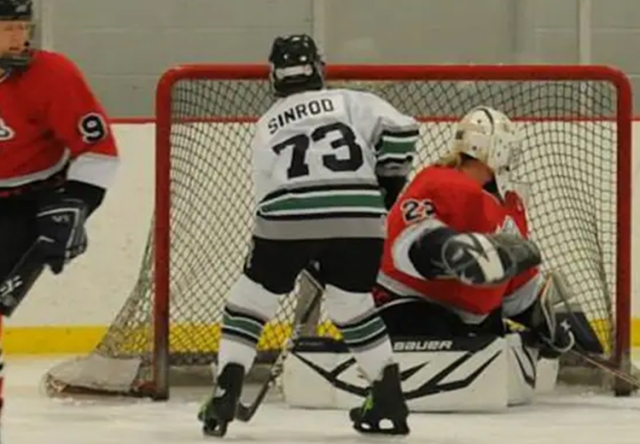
[548,271,640,395]
[510,318,640,393]
[0,238,45,317]
[235,268,325,422]
[507,270,640,393]
[565,348,640,393]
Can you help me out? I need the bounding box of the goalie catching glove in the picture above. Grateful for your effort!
[441,232,542,286]
[35,194,89,275]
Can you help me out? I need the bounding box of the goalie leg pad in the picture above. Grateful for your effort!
[284,335,510,412]
[283,333,558,412]
[506,333,559,403]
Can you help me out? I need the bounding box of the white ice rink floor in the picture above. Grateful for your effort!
[3,357,640,444]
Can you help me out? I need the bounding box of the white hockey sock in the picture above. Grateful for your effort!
[324,285,394,382]
[216,274,280,376]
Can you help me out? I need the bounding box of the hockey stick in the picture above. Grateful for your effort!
[565,348,640,391]
[512,318,640,392]
[0,239,45,317]
[235,268,325,422]
[540,271,640,393]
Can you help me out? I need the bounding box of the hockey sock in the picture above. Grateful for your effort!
[324,285,394,382]
[216,274,280,376]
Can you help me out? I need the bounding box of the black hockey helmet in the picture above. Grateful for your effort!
[0,0,33,70]
[268,34,325,97]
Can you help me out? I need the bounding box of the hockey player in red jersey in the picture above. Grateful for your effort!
[375,106,574,357]
[0,0,119,426]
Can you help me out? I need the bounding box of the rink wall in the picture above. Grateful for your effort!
[2,121,640,354]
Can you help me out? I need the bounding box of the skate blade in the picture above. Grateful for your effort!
[354,420,410,436]
[203,420,229,438]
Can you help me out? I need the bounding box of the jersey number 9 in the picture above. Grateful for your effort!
[79,113,108,144]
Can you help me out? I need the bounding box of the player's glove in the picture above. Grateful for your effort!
[377,176,407,210]
[35,195,89,275]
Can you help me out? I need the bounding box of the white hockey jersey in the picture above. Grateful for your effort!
[250,88,419,240]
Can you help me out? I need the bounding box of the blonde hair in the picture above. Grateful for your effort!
[435,150,465,168]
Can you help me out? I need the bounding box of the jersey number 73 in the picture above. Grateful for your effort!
[272,122,363,179]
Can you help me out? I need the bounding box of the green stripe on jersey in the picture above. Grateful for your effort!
[376,133,418,165]
[377,139,417,155]
[260,193,384,214]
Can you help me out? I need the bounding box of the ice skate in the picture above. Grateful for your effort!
[349,363,409,435]
[198,363,244,437]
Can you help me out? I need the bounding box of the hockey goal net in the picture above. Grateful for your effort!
[44,64,633,399]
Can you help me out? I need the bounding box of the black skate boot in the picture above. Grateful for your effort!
[349,363,409,436]
[198,363,245,437]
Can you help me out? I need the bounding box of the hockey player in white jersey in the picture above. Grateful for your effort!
[198,34,419,437]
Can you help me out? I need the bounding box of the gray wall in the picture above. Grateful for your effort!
[33,0,640,116]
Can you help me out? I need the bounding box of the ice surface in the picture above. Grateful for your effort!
[3,356,640,444]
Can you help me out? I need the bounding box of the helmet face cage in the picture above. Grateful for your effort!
[0,0,34,71]
[487,119,529,203]
[268,34,325,97]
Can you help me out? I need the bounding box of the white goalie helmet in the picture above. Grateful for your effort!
[451,106,526,201]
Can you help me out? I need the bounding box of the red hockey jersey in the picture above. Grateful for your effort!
[0,50,118,194]
[378,165,538,317]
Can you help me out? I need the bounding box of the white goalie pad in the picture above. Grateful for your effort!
[282,334,558,412]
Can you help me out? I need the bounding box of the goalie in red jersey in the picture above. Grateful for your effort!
[371,106,576,409]
[282,107,584,412]
[0,0,118,428]
[283,105,607,413]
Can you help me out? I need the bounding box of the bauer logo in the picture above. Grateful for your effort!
[393,340,453,352]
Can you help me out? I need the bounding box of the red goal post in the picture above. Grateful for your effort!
[44,64,633,400]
